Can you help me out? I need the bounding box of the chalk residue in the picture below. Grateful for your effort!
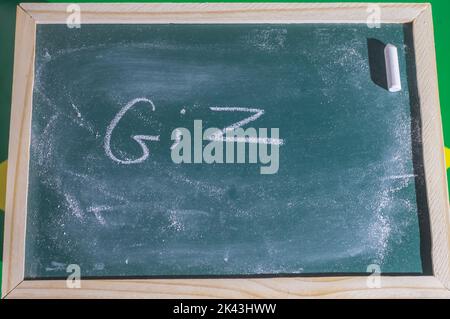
[87,205,114,225]
[71,103,82,118]
[87,205,114,213]
[168,171,226,198]
[247,28,287,52]
[64,193,84,220]
[45,261,66,272]
[168,210,185,232]
[35,113,58,166]
[366,110,416,264]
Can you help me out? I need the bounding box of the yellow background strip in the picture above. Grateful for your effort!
[446,147,450,170]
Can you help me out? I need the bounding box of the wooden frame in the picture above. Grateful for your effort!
[2,3,449,299]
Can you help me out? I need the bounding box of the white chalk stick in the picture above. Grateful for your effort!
[384,44,402,93]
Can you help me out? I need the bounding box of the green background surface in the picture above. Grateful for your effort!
[1,0,449,291]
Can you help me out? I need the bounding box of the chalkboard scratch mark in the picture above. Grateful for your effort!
[86,206,111,224]
[382,174,417,181]
[94,212,106,225]
[224,250,230,263]
[67,95,97,135]
[87,205,114,213]
[36,113,58,166]
[64,193,84,220]
[247,28,287,53]
[168,210,185,232]
[65,170,129,204]
[45,261,67,272]
[73,114,96,135]
[97,187,128,204]
[167,171,225,198]
[71,103,82,118]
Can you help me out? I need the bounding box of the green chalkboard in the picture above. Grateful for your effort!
[25,23,430,279]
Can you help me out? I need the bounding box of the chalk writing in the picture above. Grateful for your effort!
[105,99,283,166]
[208,107,284,145]
[104,98,160,164]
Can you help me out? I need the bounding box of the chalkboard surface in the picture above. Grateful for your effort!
[25,23,428,278]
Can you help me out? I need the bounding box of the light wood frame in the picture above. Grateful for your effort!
[2,2,450,299]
